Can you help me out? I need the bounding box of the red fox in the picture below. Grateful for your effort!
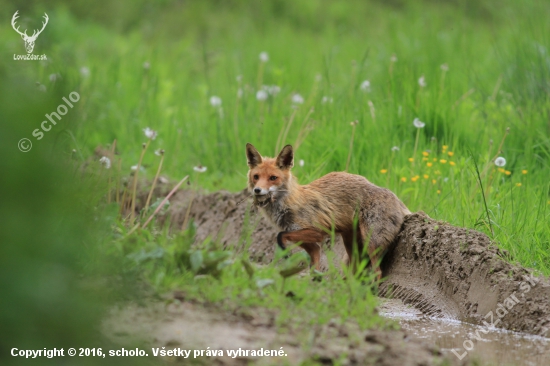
[246,143,410,280]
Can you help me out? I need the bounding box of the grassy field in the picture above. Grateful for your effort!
[2,1,550,359]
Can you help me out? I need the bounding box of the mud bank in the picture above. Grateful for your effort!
[157,188,549,338]
[104,299,449,366]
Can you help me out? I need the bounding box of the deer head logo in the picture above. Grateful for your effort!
[11,11,49,54]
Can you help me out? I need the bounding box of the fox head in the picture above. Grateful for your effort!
[246,143,294,204]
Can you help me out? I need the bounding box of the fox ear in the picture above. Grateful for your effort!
[276,145,294,170]
[246,143,262,168]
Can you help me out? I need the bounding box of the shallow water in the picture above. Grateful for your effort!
[379,299,550,366]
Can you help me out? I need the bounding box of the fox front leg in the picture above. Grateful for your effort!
[277,228,327,270]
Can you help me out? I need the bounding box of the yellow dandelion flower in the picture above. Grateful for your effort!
[505,170,511,175]
[442,145,448,150]
[522,170,528,174]
[408,157,414,162]
[498,168,505,173]
[411,177,419,182]
[422,157,429,161]
[423,174,429,179]
[427,162,433,167]
[440,159,447,164]
[516,183,522,187]
[432,179,437,184]
[437,189,441,194]
[422,151,429,157]
[401,177,407,182]
[380,169,388,174]
[449,161,456,166]
[447,151,454,156]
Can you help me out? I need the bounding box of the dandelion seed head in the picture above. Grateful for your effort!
[391,146,400,152]
[194,165,207,173]
[99,156,111,169]
[360,80,371,92]
[143,127,158,140]
[440,63,449,71]
[418,75,427,88]
[259,52,269,62]
[299,159,305,167]
[210,96,222,107]
[256,90,268,101]
[155,149,164,156]
[292,94,304,104]
[413,118,426,128]
[494,157,506,167]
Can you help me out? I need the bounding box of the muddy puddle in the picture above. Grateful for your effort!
[380,298,550,366]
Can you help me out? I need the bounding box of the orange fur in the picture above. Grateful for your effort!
[246,143,410,280]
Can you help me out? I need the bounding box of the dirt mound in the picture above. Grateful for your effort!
[159,188,549,337]
[104,300,449,366]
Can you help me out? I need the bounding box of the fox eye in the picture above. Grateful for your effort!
[253,174,259,180]
[269,176,278,181]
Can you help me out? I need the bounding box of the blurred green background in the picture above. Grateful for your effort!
[1,0,549,364]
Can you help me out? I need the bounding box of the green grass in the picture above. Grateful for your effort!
[2,0,548,276]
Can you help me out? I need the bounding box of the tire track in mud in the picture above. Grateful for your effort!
[158,188,550,337]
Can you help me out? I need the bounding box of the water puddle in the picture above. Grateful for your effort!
[379,299,550,366]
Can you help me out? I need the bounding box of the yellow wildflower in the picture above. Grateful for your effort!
[449,161,456,166]
[411,175,420,182]
[437,189,441,194]
[422,151,429,157]
[432,179,437,184]
[427,162,433,167]
[505,170,511,175]
[516,183,522,187]
[440,159,447,164]
[423,174,429,179]
[401,177,407,182]
[522,170,528,174]
[498,168,505,173]
[447,151,454,156]
[442,145,448,150]
[408,158,414,162]
[380,169,388,174]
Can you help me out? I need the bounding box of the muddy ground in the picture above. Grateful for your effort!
[118,187,550,365]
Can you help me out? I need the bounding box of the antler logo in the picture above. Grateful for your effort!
[11,11,49,54]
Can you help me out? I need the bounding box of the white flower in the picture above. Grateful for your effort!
[155,149,164,156]
[193,165,207,173]
[259,52,269,62]
[321,96,333,104]
[210,96,222,107]
[443,177,449,183]
[391,146,400,152]
[99,156,111,169]
[292,94,304,104]
[298,159,305,167]
[390,55,398,63]
[131,165,144,172]
[256,90,268,101]
[418,75,427,87]
[440,63,449,71]
[80,67,90,78]
[360,80,371,92]
[267,85,281,96]
[143,127,158,140]
[413,118,425,128]
[495,157,506,167]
